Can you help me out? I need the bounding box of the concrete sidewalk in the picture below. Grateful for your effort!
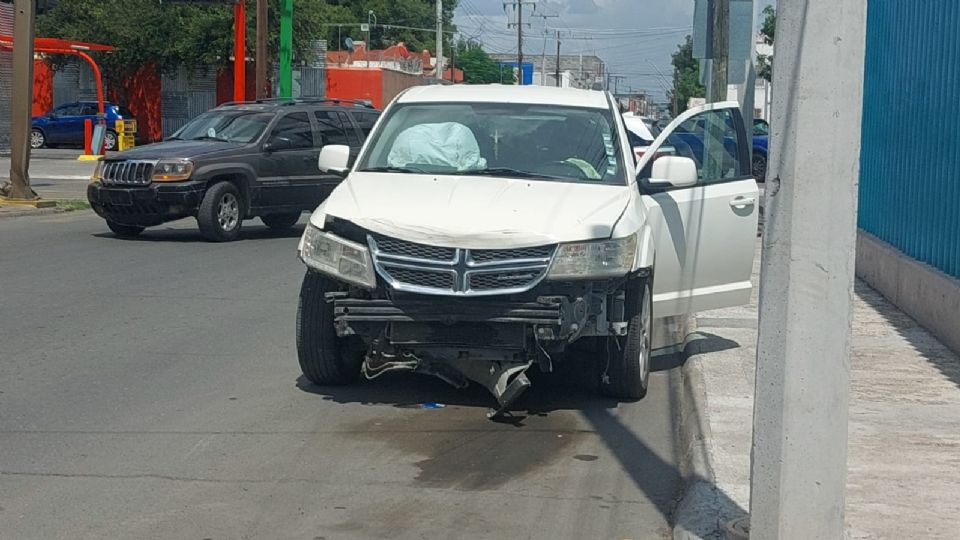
[674,247,960,539]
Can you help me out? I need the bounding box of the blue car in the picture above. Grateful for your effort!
[31,101,135,151]
[752,118,769,182]
[659,115,769,183]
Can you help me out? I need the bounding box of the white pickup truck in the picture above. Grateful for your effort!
[296,85,758,416]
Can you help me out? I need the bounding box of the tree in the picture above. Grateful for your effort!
[668,35,705,111]
[455,41,514,84]
[36,0,457,85]
[757,5,776,82]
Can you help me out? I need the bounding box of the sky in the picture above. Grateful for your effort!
[453,0,775,102]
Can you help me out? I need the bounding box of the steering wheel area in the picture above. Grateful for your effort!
[537,160,593,180]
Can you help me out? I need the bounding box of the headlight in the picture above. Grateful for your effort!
[152,159,194,182]
[299,225,377,288]
[546,235,638,279]
[92,161,104,182]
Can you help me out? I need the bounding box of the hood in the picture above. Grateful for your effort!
[315,172,631,249]
[107,140,245,161]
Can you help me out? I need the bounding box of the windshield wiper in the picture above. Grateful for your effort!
[451,167,565,180]
[360,166,429,174]
[192,135,228,142]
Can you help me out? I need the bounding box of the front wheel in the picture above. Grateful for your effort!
[296,272,363,385]
[600,277,653,400]
[197,181,243,242]
[261,212,301,230]
[107,220,145,238]
[752,153,768,182]
[30,129,45,149]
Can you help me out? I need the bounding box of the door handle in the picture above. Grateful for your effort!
[730,196,756,208]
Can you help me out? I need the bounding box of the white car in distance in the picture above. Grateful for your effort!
[296,85,758,417]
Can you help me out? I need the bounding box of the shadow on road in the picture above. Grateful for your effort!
[90,223,306,243]
[295,351,625,419]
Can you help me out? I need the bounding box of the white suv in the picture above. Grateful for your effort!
[296,85,758,416]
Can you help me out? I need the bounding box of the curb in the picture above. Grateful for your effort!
[673,326,736,540]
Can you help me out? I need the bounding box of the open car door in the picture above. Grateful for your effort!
[636,102,759,317]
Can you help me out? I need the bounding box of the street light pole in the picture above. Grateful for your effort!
[747,0,868,537]
[255,0,268,99]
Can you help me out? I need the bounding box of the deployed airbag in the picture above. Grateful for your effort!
[388,122,487,171]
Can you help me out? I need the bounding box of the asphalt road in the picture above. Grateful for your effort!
[0,211,685,540]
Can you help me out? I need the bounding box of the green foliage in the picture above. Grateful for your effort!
[760,5,776,45]
[668,35,704,110]
[455,42,514,84]
[757,5,776,82]
[36,0,457,86]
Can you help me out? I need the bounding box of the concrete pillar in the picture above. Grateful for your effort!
[749,0,867,537]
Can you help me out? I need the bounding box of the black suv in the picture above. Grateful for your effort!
[87,99,380,241]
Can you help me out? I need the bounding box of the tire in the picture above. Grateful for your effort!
[106,220,145,238]
[261,212,301,230]
[600,277,653,400]
[30,129,45,149]
[296,271,363,385]
[103,130,118,151]
[197,181,243,242]
[752,152,767,183]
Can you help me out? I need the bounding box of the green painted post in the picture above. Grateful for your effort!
[279,0,293,98]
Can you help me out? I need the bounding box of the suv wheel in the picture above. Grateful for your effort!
[30,129,45,149]
[600,277,652,400]
[261,212,301,230]
[296,272,363,385]
[107,220,145,238]
[198,181,243,242]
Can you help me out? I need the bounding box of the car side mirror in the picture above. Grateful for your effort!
[647,156,698,188]
[264,137,293,153]
[318,145,351,176]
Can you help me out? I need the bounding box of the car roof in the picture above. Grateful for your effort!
[623,115,655,140]
[214,99,379,112]
[397,84,612,109]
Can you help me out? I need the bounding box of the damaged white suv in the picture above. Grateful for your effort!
[296,85,758,416]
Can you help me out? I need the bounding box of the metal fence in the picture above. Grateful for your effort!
[859,0,960,279]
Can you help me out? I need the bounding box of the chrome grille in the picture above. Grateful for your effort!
[371,235,456,262]
[470,245,555,265]
[101,160,155,186]
[369,235,556,296]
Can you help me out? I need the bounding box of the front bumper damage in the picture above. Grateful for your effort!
[330,293,590,416]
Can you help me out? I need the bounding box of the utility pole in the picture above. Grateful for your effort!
[504,1,536,85]
[435,0,443,79]
[278,0,293,98]
[1,0,39,202]
[555,30,561,87]
[746,0,867,537]
[255,0,268,99]
[532,12,557,86]
[672,66,679,116]
[709,0,730,102]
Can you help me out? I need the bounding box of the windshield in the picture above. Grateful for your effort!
[357,102,627,184]
[171,110,274,143]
